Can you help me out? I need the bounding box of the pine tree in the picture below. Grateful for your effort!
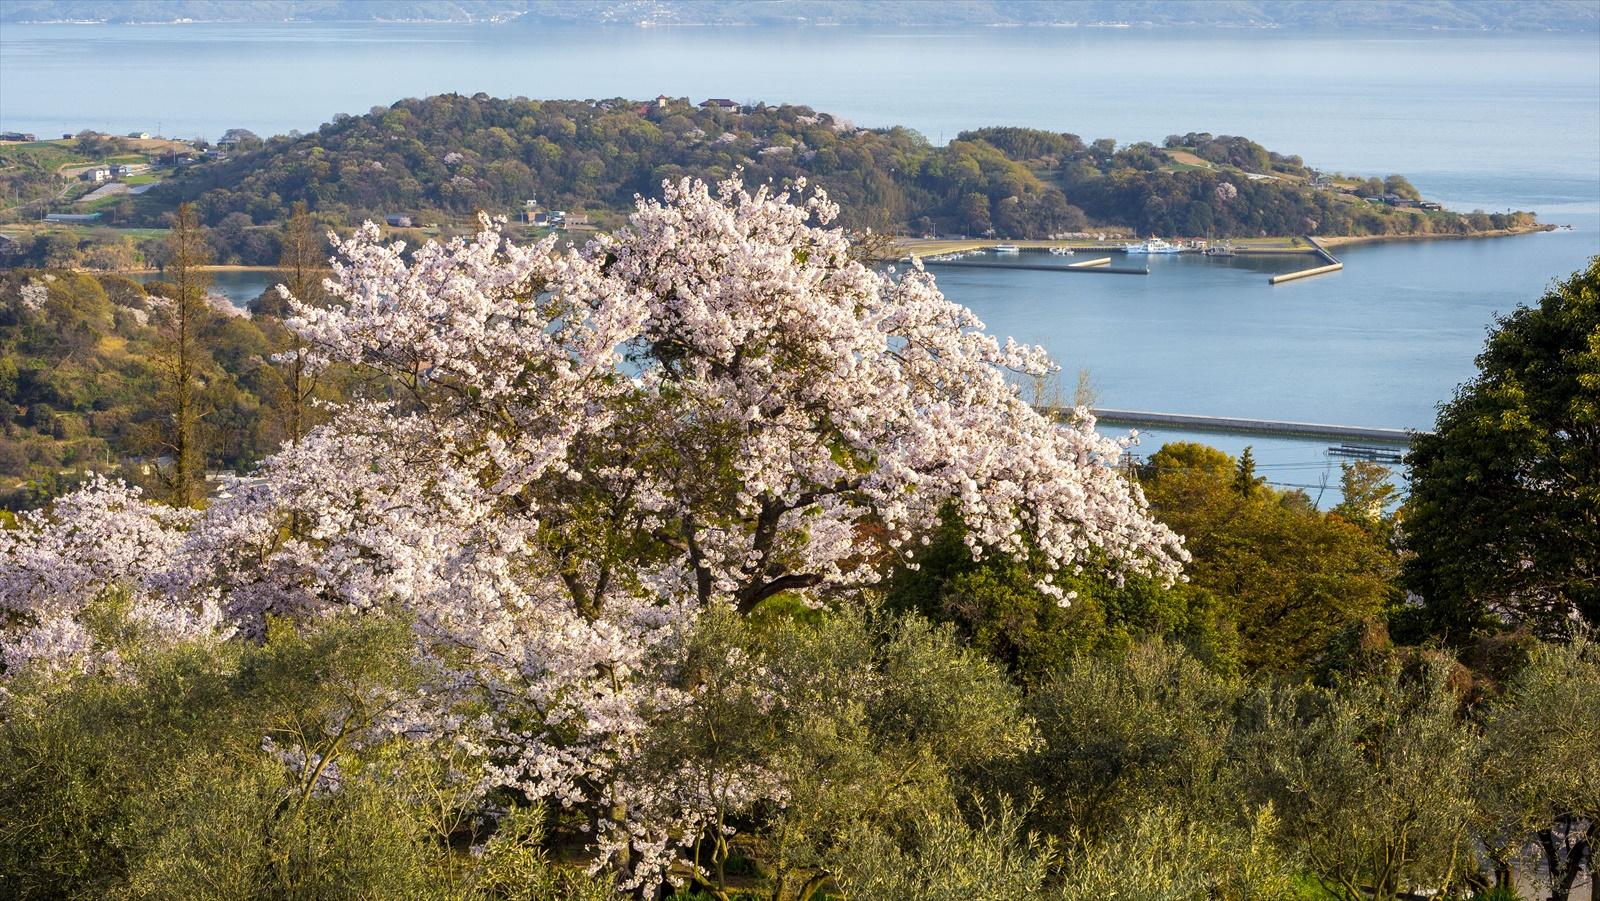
[1233,446,1264,498]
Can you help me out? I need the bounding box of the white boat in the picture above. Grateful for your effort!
[1049,246,1074,256]
[992,244,1021,254]
[1122,237,1181,254]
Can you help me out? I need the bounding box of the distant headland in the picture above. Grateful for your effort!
[0,95,1549,270]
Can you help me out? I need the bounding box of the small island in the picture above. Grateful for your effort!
[0,95,1545,269]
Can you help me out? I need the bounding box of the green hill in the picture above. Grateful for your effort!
[135,94,1528,264]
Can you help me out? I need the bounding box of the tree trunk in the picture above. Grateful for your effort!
[160,202,211,507]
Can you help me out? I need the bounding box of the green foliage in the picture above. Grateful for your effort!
[1057,803,1295,901]
[1474,636,1600,899]
[826,799,1054,901]
[1164,132,1290,175]
[629,604,1035,900]
[0,141,97,216]
[885,505,1239,684]
[1403,256,1600,640]
[0,609,619,900]
[131,93,1502,252]
[3,595,1596,895]
[1233,657,1480,900]
[1,612,393,895]
[1142,442,1399,670]
[1233,445,1265,497]
[0,267,343,508]
[1329,460,1400,538]
[1023,641,1241,842]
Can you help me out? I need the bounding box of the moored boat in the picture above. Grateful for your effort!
[992,244,1021,254]
[1122,238,1180,254]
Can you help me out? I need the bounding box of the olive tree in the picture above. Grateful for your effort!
[1234,657,1480,899]
[1476,635,1600,901]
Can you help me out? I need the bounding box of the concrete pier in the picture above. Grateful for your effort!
[923,259,1149,275]
[1067,256,1112,268]
[1269,239,1344,284]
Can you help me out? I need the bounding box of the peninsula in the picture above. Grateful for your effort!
[0,95,1544,269]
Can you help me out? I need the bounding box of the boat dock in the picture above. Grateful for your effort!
[1269,238,1344,284]
[923,259,1149,275]
[1085,408,1417,443]
[1328,443,1407,464]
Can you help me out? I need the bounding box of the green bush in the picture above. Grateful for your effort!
[0,611,617,900]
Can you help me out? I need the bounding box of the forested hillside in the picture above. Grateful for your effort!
[0,269,309,507]
[146,93,1529,256]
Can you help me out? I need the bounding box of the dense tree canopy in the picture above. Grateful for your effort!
[141,93,1520,257]
[1139,442,1399,670]
[1403,256,1600,640]
[0,266,334,508]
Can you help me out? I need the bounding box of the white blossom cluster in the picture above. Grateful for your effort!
[0,176,1185,888]
[0,476,225,678]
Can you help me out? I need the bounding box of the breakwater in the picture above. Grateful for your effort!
[1085,407,1416,443]
[923,259,1149,275]
[1268,239,1344,284]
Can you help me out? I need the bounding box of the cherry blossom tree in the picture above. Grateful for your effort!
[2,175,1184,889]
[0,476,224,679]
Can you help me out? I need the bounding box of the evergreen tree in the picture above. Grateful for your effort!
[1233,445,1264,498]
[1404,257,1600,639]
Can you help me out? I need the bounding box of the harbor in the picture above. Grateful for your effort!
[902,233,1351,283]
[897,235,1325,259]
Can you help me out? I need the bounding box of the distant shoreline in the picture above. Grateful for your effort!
[6,19,1594,34]
[116,265,285,273]
[894,224,1556,260]
[94,226,1556,276]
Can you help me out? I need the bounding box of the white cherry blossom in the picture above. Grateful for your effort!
[1,175,1184,888]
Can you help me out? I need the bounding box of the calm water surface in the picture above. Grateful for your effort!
[8,23,1598,496]
[2,23,1596,202]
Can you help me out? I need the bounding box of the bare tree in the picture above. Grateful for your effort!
[845,226,898,264]
[1073,368,1098,409]
[151,202,212,506]
[275,201,325,445]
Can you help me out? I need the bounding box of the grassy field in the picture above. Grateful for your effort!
[81,193,133,212]
[105,226,170,239]
[1160,147,1217,170]
[0,141,94,172]
[0,223,171,241]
